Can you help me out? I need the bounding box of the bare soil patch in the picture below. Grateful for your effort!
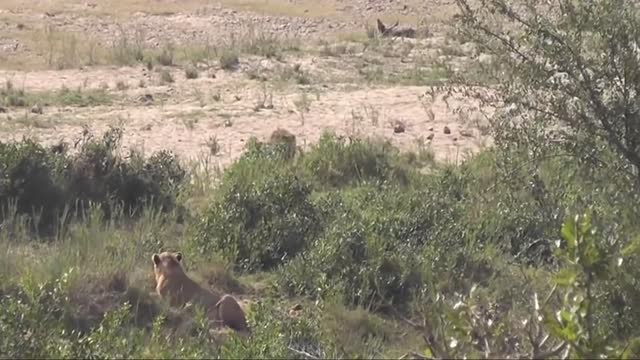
[0,0,490,167]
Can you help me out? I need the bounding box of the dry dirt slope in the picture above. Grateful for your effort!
[0,0,489,167]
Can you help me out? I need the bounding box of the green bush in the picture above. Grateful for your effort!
[0,271,344,359]
[189,153,319,271]
[301,132,410,188]
[220,299,338,359]
[0,127,186,235]
[243,136,297,163]
[0,276,213,359]
[67,129,185,213]
[0,272,74,358]
[0,139,69,231]
[278,186,429,311]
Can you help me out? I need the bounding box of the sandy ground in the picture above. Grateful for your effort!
[0,0,490,168]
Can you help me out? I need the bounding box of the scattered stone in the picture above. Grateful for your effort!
[427,133,434,141]
[428,127,434,131]
[139,93,154,105]
[0,106,6,113]
[31,103,43,114]
[460,129,474,138]
[453,137,458,142]
[443,126,451,135]
[393,120,406,134]
[223,119,233,127]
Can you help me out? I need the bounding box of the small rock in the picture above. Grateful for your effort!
[140,93,154,104]
[443,126,451,135]
[426,133,434,141]
[453,137,458,142]
[0,106,6,113]
[31,104,43,114]
[234,95,241,101]
[428,127,434,131]
[478,53,493,65]
[393,121,406,134]
[223,119,233,127]
[460,129,474,138]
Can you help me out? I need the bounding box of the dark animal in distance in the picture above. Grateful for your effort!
[376,18,416,38]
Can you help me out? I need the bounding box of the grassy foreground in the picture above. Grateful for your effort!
[1,126,639,359]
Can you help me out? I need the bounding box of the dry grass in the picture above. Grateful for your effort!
[217,0,339,18]
[2,0,339,18]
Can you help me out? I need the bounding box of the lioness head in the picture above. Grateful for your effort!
[152,251,185,279]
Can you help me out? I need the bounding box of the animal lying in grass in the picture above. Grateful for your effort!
[152,251,249,334]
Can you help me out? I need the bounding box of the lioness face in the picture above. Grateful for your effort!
[152,251,184,278]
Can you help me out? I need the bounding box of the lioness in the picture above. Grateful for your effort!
[152,251,249,333]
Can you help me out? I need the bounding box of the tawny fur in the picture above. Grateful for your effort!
[152,251,249,333]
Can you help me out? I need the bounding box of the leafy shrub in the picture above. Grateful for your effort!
[65,128,186,215]
[0,139,69,231]
[0,127,186,234]
[242,136,298,163]
[456,0,640,185]
[189,152,319,271]
[220,299,338,359]
[0,272,74,358]
[301,132,410,188]
[0,268,220,358]
[278,186,428,311]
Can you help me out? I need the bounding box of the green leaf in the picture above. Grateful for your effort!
[542,309,565,339]
[559,309,574,325]
[578,211,593,237]
[561,217,577,251]
[582,242,601,268]
[621,236,640,257]
[554,268,578,286]
[621,337,640,359]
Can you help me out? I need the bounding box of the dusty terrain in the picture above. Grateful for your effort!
[0,0,490,167]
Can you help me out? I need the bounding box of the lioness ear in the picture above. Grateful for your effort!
[152,254,161,265]
[175,252,183,262]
